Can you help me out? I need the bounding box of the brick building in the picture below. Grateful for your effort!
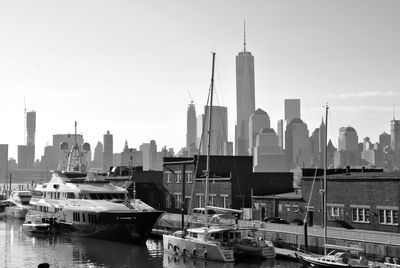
[252,191,306,222]
[163,155,293,214]
[301,168,400,232]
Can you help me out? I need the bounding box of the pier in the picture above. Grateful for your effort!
[154,213,400,261]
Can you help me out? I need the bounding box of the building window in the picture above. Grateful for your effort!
[176,172,182,183]
[166,194,171,208]
[379,209,399,225]
[209,195,216,206]
[186,171,193,183]
[185,197,191,210]
[175,193,182,208]
[165,172,172,184]
[196,194,204,208]
[285,204,291,212]
[292,205,300,213]
[327,205,344,220]
[221,194,228,208]
[351,207,370,223]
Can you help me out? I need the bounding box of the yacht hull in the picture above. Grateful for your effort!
[55,211,163,244]
[295,252,379,268]
[4,206,28,219]
[163,234,234,262]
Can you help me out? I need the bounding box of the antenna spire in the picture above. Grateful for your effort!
[243,20,247,52]
[394,106,396,120]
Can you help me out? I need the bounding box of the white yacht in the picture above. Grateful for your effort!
[25,122,164,243]
[27,171,163,243]
[0,190,32,219]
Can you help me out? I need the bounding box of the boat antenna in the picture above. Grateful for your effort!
[205,52,216,226]
[243,20,247,52]
[323,103,329,256]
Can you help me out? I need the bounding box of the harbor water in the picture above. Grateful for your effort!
[0,218,300,268]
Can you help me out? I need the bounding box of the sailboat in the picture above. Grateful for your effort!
[162,52,235,262]
[295,106,379,268]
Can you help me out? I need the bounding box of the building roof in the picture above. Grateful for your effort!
[254,191,303,200]
[340,126,356,132]
[254,108,268,115]
[258,128,276,134]
[288,118,304,124]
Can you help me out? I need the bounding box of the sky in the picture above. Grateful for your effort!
[1,0,400,160]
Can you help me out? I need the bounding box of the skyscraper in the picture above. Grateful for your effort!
[26,111,36,146]
[53,133,84,170]
[186,101,197,150]
[93,141,103,168]
[103,130,113,172]
[284,99,300,123]
[201,105,228,155]
[285,118,311,169]
[334,126,360,167]
[235,23,255,156]
[0,144,8,180]
[26,110,36,167]
[277,119,284,149]
[248,108,270,155]
[391,119,400,170]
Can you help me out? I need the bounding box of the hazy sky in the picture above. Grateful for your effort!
[1,0,400,160]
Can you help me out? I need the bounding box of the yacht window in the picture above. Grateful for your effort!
[106,194,113,200]
[57,192,60,199]
[97,194,105,200]
[89,194,98,200]
[82,213,85,222]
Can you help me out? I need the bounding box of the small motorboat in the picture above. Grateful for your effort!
[23,216,51,234]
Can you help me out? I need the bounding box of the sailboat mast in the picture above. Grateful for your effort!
[205,52,216,223]
[323,104,329,256]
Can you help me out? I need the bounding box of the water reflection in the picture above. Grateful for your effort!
[1,218,300,267]
[162,251,301,268]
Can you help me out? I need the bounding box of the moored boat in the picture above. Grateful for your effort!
[23,215,51,234]
[25,122,164,244]
[0,190,32,219]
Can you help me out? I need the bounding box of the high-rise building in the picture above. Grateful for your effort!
[186,102,197,150]
[18,145,28,169]
[26,111,36,146]
[140,140,158,171]
[338,126,359,151]
[92,141,103,168]
[334,126,360,167]
[391,119,400,170]
[41,145,57,170]
[235,24,255,156]
[248,108,270,155]
[285,118,311,169]
[0,144,8,180]
[253,128,286,172]
[284,99,300,123]
[201,105,228,155]
[277,119,284,150]
[196,114,205,149]
[103,130,113,172]
[53,134,84,170]
[309,128,320,167]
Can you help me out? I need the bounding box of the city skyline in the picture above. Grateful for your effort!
[1,1,400,160]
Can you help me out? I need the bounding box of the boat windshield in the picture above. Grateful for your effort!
[88,193,125,200]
